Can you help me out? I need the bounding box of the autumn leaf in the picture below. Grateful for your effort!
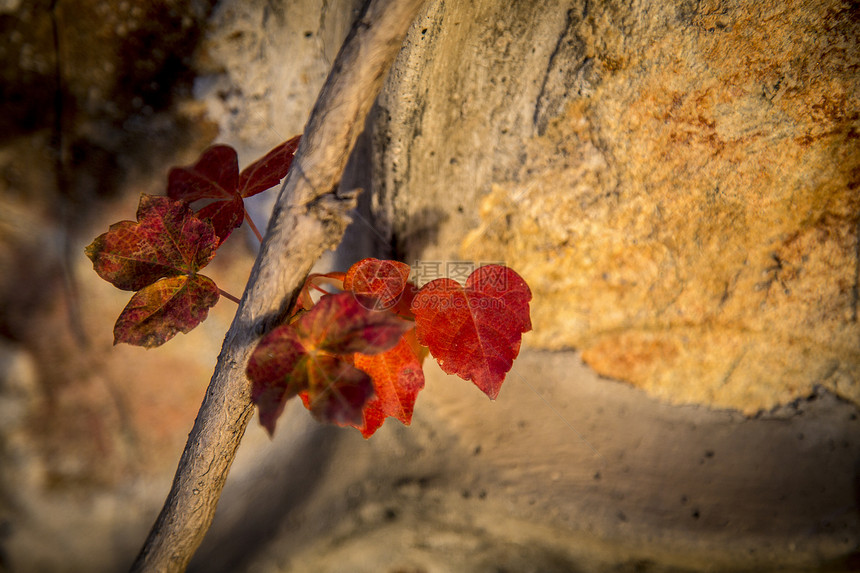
[85,195,220,347]
[411,265,532,399]
[344,258,411,310]
[237,136,302,198]
[247,292,412,435]
[167,136,300,242]
[343,258,419,319]
[113,275,219,347]
[354,329,426,437]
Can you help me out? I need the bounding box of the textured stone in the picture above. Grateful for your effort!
[193,0,365,157]
[374,0,860,414]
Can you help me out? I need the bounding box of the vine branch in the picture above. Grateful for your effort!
[129,0,427,570]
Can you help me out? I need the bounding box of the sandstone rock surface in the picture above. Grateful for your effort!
[372,0,860,414]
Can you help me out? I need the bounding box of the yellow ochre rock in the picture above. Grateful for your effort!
[462,0,860,414]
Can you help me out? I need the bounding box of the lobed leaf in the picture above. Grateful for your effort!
[246,325,307,434]
[248,326,376,433]
[85,195,218,291]
[238,135,301,198]
[411,265,532,399]
[113,274,220,347]
[85,195,221,347]
[298,358,375,427]
[167,144,239,203]
[195,196,245,245]
[167,137,300,243]
[300,292,413,355]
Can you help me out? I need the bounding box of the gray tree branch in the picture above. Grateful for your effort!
[129,0,427,570]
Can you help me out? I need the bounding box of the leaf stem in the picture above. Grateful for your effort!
[245,213,263,243]
[219,289,241,305]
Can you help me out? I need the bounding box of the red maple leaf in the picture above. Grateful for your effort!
[85,195,220,347]
[410,265,532,399]
[246,292,412,435]
[167,136,300,243]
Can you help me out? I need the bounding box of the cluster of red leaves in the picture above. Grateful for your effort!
[85,138,533,439]
[85,137,300,347]
[85,195,221,347]
[246,258,532,437]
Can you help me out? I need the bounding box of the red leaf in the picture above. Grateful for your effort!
[410,265,532,399]
[354,329,426,437]
[249,323,374,433]
[247,326,306,433]
[238,135,301,198]
[85,195,220,346]
[113,275,220,347]
[195,196,245,244]
[303,292,413,355]
[344,258,411,310]
[300,358,375,426]
[247,292,412,435]
[167,137,300,242]
[85,195,217,289]
[166,144,238,203]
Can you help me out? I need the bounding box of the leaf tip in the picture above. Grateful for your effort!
[482,384,501,401]
[84,236,99,262]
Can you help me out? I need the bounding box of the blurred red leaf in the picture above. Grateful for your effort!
[85,195,220,347]
[247,292,412,435]
[354,329,426,437]
[167,136,300,242]
[411,265,532,399]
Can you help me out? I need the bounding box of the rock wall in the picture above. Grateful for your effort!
[371,0,860,414]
